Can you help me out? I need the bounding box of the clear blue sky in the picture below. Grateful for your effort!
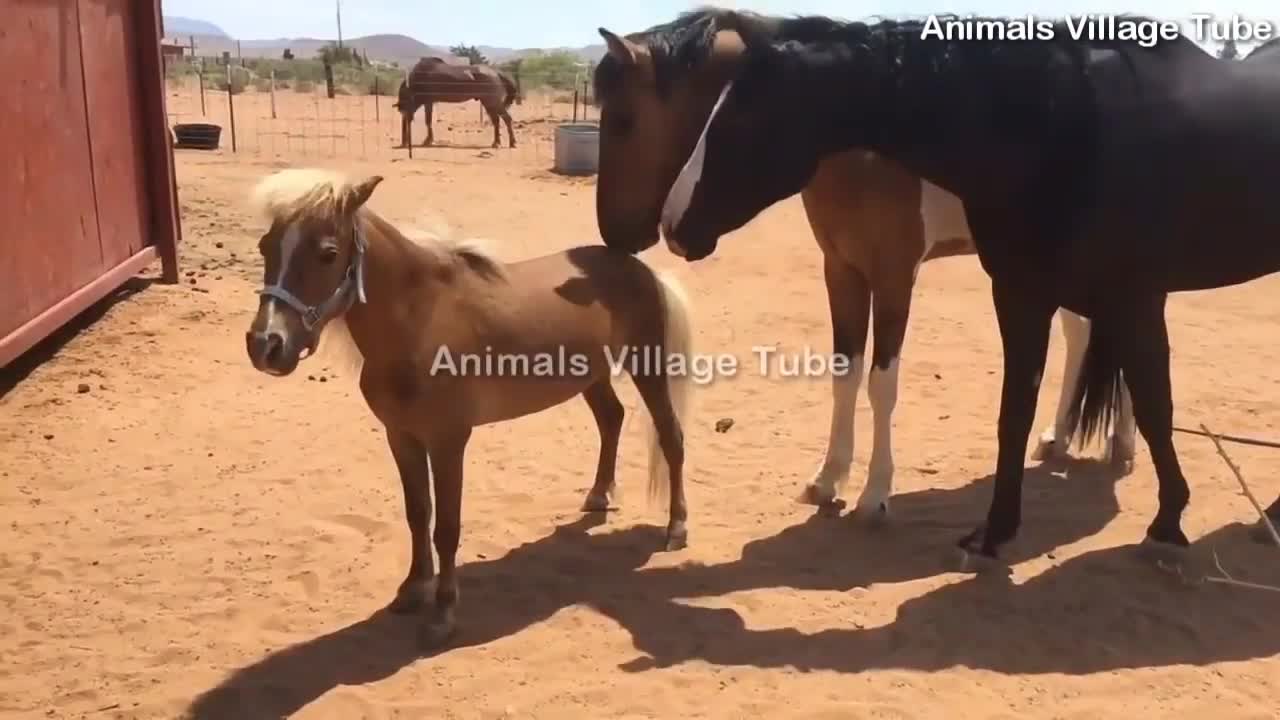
[161,1,1279,51]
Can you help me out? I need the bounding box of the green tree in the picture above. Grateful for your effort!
[319,41,357,65]
[450,44,488,65]
[518,50,583,90]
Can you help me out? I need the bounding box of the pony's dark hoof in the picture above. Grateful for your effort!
[1138,535,1190,572]
[949,545,1012,576]
[951,527,1012,576]
[1249,517,1280,545]
[799,484,845,517]
[580,490,616,513]
[388,578,434,614]
[664,522,688,551]
[419,610,457,649]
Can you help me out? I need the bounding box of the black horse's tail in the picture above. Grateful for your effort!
[1064,318,1124,450]
[497,70,520,109]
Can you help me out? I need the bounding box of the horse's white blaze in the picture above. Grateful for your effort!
[860,358,899,512]
[660,81,735,246]
[275,222,304,285]
[810,355,865,497]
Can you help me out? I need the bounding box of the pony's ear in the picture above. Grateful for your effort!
[343,175,383,214]
[599,27,639,65]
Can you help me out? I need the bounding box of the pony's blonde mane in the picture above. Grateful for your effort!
[248,167,352,223]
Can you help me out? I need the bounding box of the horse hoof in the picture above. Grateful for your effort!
[852,500,890,527]
[1031,435,1067,462]
[664,523,688,551]
[1138,535,1190,571]
[948,545,1012,576]
[580,491,615,513]
[419,613,456,649]
[388,578,435,614]
[799,482,845,511]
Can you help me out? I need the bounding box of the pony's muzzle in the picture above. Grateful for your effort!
[246,329,294,376]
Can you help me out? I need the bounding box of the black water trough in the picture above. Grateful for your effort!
[173,123,222,151]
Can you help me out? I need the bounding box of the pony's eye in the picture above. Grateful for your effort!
[318,245,339,264]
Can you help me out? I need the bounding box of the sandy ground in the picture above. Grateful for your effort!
[2,92,1280,719]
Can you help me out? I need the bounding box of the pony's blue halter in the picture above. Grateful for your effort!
[258,222,369,348]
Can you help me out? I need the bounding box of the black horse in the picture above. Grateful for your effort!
[656,14,1280,570]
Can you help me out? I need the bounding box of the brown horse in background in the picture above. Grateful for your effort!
[242,168,694,647]
[393,57,520,149]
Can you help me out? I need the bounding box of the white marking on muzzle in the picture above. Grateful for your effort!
[660,80,735,249]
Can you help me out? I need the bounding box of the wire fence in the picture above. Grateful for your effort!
[163,56,600,163]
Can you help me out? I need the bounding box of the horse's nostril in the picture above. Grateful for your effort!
[263,332,285,364]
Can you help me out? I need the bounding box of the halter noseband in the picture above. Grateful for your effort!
[258,222,369,351]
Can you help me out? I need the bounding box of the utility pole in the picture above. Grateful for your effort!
[336,0,344,48]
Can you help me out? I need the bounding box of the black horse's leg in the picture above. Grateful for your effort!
[1116,293,1192,557]
[958,278,1054,568]
[423,102,434,147]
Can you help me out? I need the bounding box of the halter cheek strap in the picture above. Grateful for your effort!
[258,222,369,349]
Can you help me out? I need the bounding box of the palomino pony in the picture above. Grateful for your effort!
[659,14,1280,569]
[591,9,1136,523]
[243,168,693,646]
[393,57,520,149]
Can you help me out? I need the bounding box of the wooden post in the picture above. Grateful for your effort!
[198,69,206,115]
[226,64,237,152]
[582,79,590,119]
[572,88,579,122]
[323,57,335,99]
[270,69,277,119]
[374,76,380,121]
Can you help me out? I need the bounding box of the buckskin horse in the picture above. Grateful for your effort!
[393,56,520,149]
[243,168,693,646]
[658,14,1280,570]
[591,9,1136,524]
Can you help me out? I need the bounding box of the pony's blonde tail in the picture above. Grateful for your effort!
[647,269,694,507]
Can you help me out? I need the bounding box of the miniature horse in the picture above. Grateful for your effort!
[592,9,1136,525]
[659,16,1280,569]
[243,169,692,646]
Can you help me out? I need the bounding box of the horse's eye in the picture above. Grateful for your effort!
[318,245,339,264]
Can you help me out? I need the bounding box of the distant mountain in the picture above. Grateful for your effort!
[163,16,229,38]
[159,17,606,68]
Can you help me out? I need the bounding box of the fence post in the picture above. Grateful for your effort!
[582,79,590,120]
[374,76,380,121]
[198,69,206,115]
[226,64,237,152]
[270,69,277,119]
[323,57,335,99]
[572,88,579,122]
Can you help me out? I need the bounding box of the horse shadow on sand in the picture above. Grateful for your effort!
[186,458,1280,717]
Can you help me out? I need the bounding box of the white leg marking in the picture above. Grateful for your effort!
[660,81,735,246]
[1034,310,1090,461]
[1106,375,1137,466]
[858,357,899,516]
[806,355,865,502]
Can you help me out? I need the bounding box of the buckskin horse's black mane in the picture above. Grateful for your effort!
[593,9,1206,104]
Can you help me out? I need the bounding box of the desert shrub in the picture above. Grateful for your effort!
[294,79,315,94]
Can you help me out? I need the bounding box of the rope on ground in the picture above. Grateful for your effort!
[1173,424,1280,449]
[1197,422,1280,593]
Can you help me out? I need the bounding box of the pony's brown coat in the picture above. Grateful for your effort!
[244,169,693,646]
